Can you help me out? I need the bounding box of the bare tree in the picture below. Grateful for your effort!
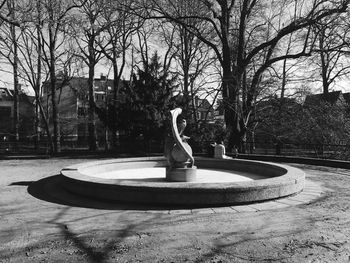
[144,0,350,152]
[0,0,20,26]
[16,0,52,152]
[0,0,23,148]
[98,0,143,148]
[311,15,350,94]
[38,0,84,153]
[69,0,113,151]
[134,19,178,93]
[16,0,83,153]
[155,0,217,123]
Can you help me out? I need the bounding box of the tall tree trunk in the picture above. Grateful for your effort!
[112,61,120,149]
[281,58,287,100]
[218,1,245,153]
[50,67,60,153]
[223,69,242,153]
[49,44,60,153]
[221,41,242,152]
[34,0,54,153]
[182,29,190,119]
[35,100,39,150]
[48,4,60,154]
[319,28,329,94]
[104,78,109,151]
[36,96,53,153]
[88,61,97,151]
[35,4,41,151]
[9,0,19,150]
[320,49,329,94]
[234,0,249,154]
[183,67,190,117]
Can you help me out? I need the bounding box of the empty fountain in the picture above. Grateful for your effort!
[60,108,305,206]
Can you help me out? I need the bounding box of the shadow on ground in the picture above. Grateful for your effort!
[26,175,199,211]
[9,181,34,186]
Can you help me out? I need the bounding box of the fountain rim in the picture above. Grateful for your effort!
[61,156,304,190]
[60,156,305,205]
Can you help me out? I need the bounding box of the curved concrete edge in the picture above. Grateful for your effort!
[238,154,350,169]
[0,154,50,160]
[63,156,165,170]
[60,157,305,206]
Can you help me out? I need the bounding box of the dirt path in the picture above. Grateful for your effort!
[1,158,350,262]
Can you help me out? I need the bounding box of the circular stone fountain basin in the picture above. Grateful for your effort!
[87,167,266,183]
[60,157,305,206]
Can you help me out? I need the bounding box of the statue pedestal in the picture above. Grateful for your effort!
[166,166,197,182]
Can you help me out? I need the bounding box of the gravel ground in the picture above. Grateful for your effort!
[1,158,350,263]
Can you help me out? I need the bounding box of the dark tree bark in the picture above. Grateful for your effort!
[87,48,97,151]
[48,5,61,153]
[8,0,19,148]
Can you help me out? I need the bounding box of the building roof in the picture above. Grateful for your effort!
[43,76,126,97]
[304,91,343,105]
[195,97,212,111]
[342,92,350,104]
[0,88,13,101]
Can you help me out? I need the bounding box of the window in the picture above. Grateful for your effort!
[0,90,7,98]
[0,106,11,123]
[77,107,85,117]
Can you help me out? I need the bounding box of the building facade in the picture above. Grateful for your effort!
[0,87,35,140]
[41,75,124,147]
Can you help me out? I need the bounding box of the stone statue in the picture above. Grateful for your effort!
[214,141,226,159]
[165,108,196,182]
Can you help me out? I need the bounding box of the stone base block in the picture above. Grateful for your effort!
[166,166,197,182]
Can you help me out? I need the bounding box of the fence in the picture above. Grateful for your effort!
[0,136,164,155]
[242,141,350,160]
[1,138,350,161]
[0,140,50,154]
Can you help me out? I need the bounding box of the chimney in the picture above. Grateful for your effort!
[195,96,199,107]
[100,73,106,81]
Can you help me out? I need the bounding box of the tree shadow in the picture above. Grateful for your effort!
[0,205,168,263]
[9,181,34,186]
[191,218,314,263]
[50,209,157,263]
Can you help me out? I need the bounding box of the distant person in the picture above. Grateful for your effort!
[214,141,229,159]
[232,145,238,158]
